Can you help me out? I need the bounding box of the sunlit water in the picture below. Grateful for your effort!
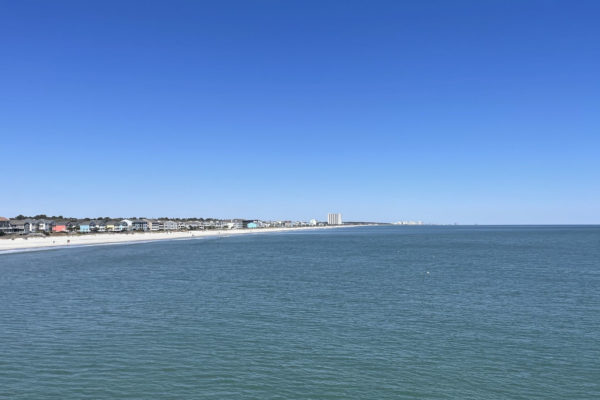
[1,226,599,399]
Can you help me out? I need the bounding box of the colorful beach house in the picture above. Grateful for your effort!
[79,222,90,233]
[52,224,67,233]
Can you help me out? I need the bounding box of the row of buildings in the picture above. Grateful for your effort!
[393,220,424,225]
[0,216,334,235]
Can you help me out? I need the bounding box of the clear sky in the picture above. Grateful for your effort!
[2,1,599,224]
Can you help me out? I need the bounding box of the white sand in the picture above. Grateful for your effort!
[0,226,354,253]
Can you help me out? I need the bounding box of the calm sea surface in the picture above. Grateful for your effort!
[1,226,599,399]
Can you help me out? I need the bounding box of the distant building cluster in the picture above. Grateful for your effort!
[0,216,331,236]
[393,220,424,225]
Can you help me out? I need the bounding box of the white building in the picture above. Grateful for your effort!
[120,219,133,231]
[328,213,342,225]
[163,220,178,230]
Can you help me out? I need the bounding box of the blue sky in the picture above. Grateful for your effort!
[2,0,599,223]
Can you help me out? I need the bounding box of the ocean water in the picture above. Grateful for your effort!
[1,226,599,399]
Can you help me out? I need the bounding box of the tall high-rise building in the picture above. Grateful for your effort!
[327,213,342,225]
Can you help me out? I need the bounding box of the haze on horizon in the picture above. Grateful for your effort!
[2,1,598,225]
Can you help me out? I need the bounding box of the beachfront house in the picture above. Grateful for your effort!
[163,220,178,231]
[187,221,203,230]
[243,220,262,229]
[97,221,107,232]
[0,217,10,234]
[132,219,148,231]
[223,219,243,229]
[223,220,237,229]
[67,221,79,232]
[148,220,162,231]
[79,221,91,233]
[214,220,227,229]
[8,220,25,234]
[120,219,133,231]
[52,223,67,233]
[38,220,55,232]
[23,219,36,233]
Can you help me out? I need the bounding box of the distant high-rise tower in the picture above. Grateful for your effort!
[328,213,342,225]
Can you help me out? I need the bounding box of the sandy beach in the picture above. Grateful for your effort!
[0,225,355,253]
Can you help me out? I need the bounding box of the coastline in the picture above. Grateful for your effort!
[0,225,357,254]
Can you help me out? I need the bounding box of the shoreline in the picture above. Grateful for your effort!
[0,225,359,254]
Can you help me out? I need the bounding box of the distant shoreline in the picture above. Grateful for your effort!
[0,225,361,254]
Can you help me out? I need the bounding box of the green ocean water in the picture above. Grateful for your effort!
[1,226,599,399]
